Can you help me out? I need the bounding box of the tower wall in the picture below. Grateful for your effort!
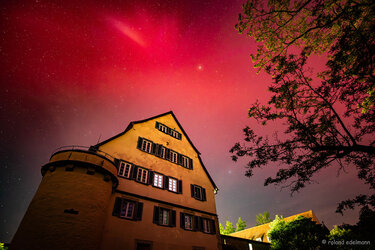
[11,150,118,250]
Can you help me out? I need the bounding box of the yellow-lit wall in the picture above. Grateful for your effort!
[99,113,217,214]
[99,113,220,249]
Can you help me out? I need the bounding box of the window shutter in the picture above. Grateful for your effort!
[148,172,154,185]
[191,184,195,197]
[164,176,169,190]
[151,143,156,155]
[155,121,160,129]
[177,154,183,165]
[165,148,170,160]
[134,202,143,221]
[178,180,183,194]
[210,219,216,234]
[114,158,120,168]
[189,158,193,169]
[131,166,138,180]
[202,188,206,201]
[153,206,160,224]
[170,210,176,227]
[137,137,143,149]
[112,197,121,217]
[180,212,185,229]
[154,144,160,157]
[194,216,201,231]
[199,217,204,232]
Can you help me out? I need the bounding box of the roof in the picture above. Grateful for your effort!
[94,111,218,191]
[229,210,320,243]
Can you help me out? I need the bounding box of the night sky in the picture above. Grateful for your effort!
[0,0,371,243]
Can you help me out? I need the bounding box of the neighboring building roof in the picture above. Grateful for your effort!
[229,210,320,243]
[94,111,218,191]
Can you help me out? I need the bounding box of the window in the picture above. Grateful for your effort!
[153,173,163,188]
[142,140,152,153]
[153,206,176,227]
[112,197,143,221]
[136,240,153,250]
[118,161,132,178]
[120,200,135,219]
[180,213,193,230]
[155,122,181,140]
[136,168,148,184]
[191,184,206,201]
[160,146,166,158]
[181,156,191,169]
[170,151,178,163]
[202,218,215,234]
[160,208,169,225]
[256,237,262,242]
[159,124,168,133]
[169,178,177,192]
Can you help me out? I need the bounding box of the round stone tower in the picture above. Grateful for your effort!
[11,147,118,250]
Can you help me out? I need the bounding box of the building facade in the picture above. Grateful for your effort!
[11,111,221,250]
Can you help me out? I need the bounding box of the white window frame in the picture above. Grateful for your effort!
[160,146,166,158]
[159,124,168,133]
[159,208,170,226]
[202,218,211,233]
[168,178,177,192]
[153,173,163,188]
[182,156,190,168]
[184,214,193,230]
[119,200,135,219]
[170,151,178,163]
[141,139,152,153]
[118,161,132,178]
[136,168,148,184]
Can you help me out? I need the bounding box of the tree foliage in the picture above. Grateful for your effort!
[222,221,236,235]
[231,0,375,212]
[235,217,247,231]
[256,211,272,225]
[268,215,328,249]
[220,217,247,234]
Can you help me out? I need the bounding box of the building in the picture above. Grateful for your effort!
[11,111,221,250]
[229,210,321,243]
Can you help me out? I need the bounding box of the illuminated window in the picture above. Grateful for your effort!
[153,173,163,188]
[169,178,177,192]
[118,161,132,178]
[136,168,148,184]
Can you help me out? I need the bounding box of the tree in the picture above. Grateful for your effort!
[231,0,375,213]
[268,215,328,249]
[235,217,247,231]
[223,221,235,235]
[219,223,225,234]
[256,211,272,225]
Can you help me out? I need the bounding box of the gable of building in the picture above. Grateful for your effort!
[94,111,218,191]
